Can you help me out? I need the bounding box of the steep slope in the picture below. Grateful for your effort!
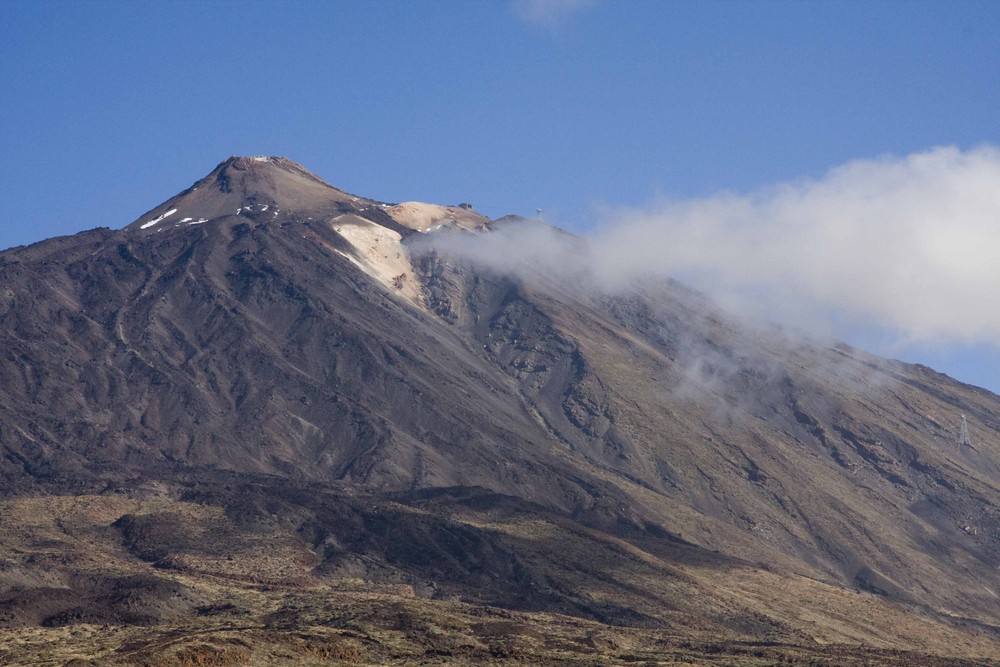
[414,244,1000,622]
[125,155,366,230]
[1,156,1000,662]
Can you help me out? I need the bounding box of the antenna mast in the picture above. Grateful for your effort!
[959,414,972,447]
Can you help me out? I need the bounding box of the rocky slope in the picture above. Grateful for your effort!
[1,156,999,663]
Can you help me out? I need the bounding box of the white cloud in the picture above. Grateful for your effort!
[416,145,1000,353]
[594,145,1000,345]
[511,0,595,27]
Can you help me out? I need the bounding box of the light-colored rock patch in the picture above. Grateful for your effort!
[386,202,488,232]
[330,214,425,308]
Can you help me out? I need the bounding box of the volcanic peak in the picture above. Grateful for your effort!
[122,156,495,310]
[126,156,494,239]
[214,155,337,189]
[125,155,372,234]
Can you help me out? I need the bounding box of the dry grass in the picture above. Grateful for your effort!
[0,495,998,666]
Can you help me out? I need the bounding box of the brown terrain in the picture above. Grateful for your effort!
[1,156,999,665]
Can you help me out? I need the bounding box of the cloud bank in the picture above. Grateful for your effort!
[593,145,1000,346]
[417,145,1000,350]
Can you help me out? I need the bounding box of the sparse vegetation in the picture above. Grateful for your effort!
[0,493,998,665]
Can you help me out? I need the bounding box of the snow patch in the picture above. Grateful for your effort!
[140,208,178,229]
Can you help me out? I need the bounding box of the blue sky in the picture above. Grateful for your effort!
[3,0,1000,393]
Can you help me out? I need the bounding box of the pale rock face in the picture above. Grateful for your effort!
[386,202,488,232]
[330,214,425,308]
[330,203,488,309]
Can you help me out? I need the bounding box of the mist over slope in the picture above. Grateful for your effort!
[1,156,999,663]
[593,145,1000,349]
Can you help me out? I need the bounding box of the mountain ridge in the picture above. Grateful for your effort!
[1,156,1000,664]
[124,155,371,232]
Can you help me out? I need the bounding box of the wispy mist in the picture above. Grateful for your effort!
[419,145,1000,355]
[595,145,1000,346]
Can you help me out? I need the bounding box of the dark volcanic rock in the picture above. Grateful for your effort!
[0,573,198,628]
[2,156,1000,640]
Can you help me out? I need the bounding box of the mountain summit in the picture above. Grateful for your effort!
[127,155,488,234]
[125,155,369,231]
[2,157,1000,663]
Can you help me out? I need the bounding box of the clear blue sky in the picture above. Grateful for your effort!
[3,0,1000,393]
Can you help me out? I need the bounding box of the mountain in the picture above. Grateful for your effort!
[1,156,999,665]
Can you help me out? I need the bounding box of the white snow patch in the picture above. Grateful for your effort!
[140,208,178,230]
[261,205,269,212]
[252,156,270,161]
[187,218,207,225]
[180,217,193,223]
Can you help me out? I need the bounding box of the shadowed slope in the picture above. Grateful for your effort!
[1,157,1000,662]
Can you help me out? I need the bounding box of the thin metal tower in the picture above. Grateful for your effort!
[959,414,972,447]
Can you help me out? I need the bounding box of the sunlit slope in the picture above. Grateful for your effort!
[0,157,998,661]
